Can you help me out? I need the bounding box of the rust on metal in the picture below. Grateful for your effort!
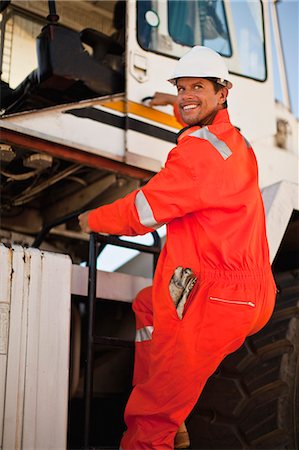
[0,127,155,181]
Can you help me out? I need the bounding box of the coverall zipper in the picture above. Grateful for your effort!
[209,296,255,307]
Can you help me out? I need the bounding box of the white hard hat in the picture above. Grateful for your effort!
[168,46,233,89]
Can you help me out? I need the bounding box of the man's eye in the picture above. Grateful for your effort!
[177,87,184,94]
[194,85,202,90]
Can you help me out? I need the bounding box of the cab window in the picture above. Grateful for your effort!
[137,0,266,82]
[168,0,231,57]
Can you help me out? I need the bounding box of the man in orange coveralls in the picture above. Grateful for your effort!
[79,46,276,450]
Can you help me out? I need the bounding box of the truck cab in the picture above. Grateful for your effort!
[0,1,298,449]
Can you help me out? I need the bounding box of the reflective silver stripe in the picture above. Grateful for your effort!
[190,127,232,160]
[135,325,154,342]
[135,190,159,229]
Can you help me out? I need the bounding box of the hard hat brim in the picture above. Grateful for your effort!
[168,76,233,89]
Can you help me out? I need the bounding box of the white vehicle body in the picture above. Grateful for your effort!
[0,0,298,449]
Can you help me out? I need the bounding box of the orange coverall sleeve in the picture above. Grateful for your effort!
[88,190,154,236]
[88,137,223,236]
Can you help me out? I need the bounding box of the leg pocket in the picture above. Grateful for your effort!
[168,266,198,319]
[195,282,256,353]
[209,295,255,308]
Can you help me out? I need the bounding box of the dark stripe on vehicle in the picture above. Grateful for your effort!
[65,107,177,144]
[128,118,176,143]
[64,107,125,128]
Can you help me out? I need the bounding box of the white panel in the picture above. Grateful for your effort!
[22,249,72,450]
[126,129,174,170]
[0,246,12,447]
[262,181,299,262]
[254,138,299,188]
[1,99,126,161]
[3,246,28,450]
[21,248,43,450]
[0,304,9,355]
[1,246,72,450]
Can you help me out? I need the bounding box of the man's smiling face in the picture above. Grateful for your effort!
[177,77,227,127]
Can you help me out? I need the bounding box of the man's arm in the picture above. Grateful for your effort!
[149,92,186,127]
[79,190,155,236]
[149,92,177,107]
[78,211,92,233]
[78,138,221,236]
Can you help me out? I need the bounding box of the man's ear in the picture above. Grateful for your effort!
[219,87,228,105]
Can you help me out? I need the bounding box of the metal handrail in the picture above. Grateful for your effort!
[84,231,161,448]
[32,207,86,248]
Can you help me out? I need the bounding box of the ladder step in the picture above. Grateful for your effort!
[94,335,134,348]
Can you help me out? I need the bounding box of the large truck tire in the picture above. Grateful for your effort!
[188,269,299,450]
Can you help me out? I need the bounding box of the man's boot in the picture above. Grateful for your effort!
[174,422,190,449]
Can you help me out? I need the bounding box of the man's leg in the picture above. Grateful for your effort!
[121,273,276,450]
[132,286,153,386]
[132,286,190,448]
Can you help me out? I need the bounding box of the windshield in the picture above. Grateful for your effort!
[168,0,231,56]
[137,0,266,81]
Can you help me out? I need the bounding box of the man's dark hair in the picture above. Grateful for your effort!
[206,77,228,109]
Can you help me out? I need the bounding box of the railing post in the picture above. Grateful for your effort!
[83,233,97,449]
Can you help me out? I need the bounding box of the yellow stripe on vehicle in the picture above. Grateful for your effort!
[102,100,182,130]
